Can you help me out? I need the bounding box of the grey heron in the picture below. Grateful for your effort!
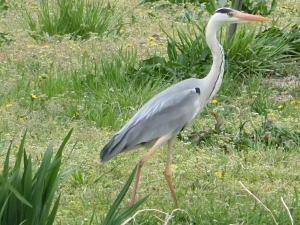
[100,8,270,208]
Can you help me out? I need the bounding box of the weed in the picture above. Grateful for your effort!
[22,0,125,40]
[0,32,13,47]
[0,129,73,225]
[241,0,277,16]
[189,112,300,152]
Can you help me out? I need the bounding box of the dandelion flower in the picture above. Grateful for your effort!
[209,99,217,104]
[6,104,12,107]
[42,45,50,49]
[149,37,154,41]
[278,105,283,109]
[19,118,25,123]
[0,167,3,171]
[170,164,178,172]
[268,112,276,116]
[215,172,222,178]
[157,153,162,156]
[125,43,132,47]
[30,6,41,11]
[105,132,112,136]
[27,45,37,48]
[31,94,37,99]
[147,42,156,46]
[290,100,298,105]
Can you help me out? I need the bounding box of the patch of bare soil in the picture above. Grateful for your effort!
[262,75,299,102]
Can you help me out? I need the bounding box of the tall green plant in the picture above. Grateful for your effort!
[102,165,149,225]
[227,24,300,77]
[23,0,124,40]
[0,129,73,225]
[141,20,300,83]
[241,0,277,16]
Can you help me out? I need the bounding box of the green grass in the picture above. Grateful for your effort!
[21,0,127,40]
[0,0,300,224]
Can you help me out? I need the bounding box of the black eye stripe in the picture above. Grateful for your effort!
[195,87,200,95]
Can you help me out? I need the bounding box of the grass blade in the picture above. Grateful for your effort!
[0,175,32,207]
[102,165,137,225]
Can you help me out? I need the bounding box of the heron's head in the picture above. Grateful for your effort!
[211,8,270,26]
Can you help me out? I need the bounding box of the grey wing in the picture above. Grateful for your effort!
[100,86,202,162]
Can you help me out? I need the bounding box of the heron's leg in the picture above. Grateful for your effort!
[130,135,172,207]
[164,137,178,208]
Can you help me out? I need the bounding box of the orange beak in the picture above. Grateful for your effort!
[234,12,270,21]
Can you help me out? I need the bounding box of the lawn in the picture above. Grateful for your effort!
[0,0,300,224]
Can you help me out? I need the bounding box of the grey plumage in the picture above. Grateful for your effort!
[100,78,206,162]
[99,8,270,208]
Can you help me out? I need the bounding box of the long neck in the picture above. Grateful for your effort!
[203,20,225,101]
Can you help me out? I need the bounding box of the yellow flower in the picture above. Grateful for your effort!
[31,94,37,99]
[6,104,12,107]
[290,100,299,105]
[135,27,140,30]
[278,105,283,109]
[19,118,25,123]
[268,112,276,116]
[42,45,50,49]
[157,153,162,156]
[105,132,112,136]
[147,42,156,46]
[30,81,35,86]
[125,43,132,47]
[30,6,41,11]
[158,43,165,46]
[149,37,154,41]
[215,172,222,178]
[0,167,3,171]
[170,164,178,172]
[27,44,37,48]
[209,99,217,104]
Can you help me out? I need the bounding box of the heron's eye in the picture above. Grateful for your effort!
[227,12,233,17]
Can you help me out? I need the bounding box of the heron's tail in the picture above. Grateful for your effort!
[100,133,127,162]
